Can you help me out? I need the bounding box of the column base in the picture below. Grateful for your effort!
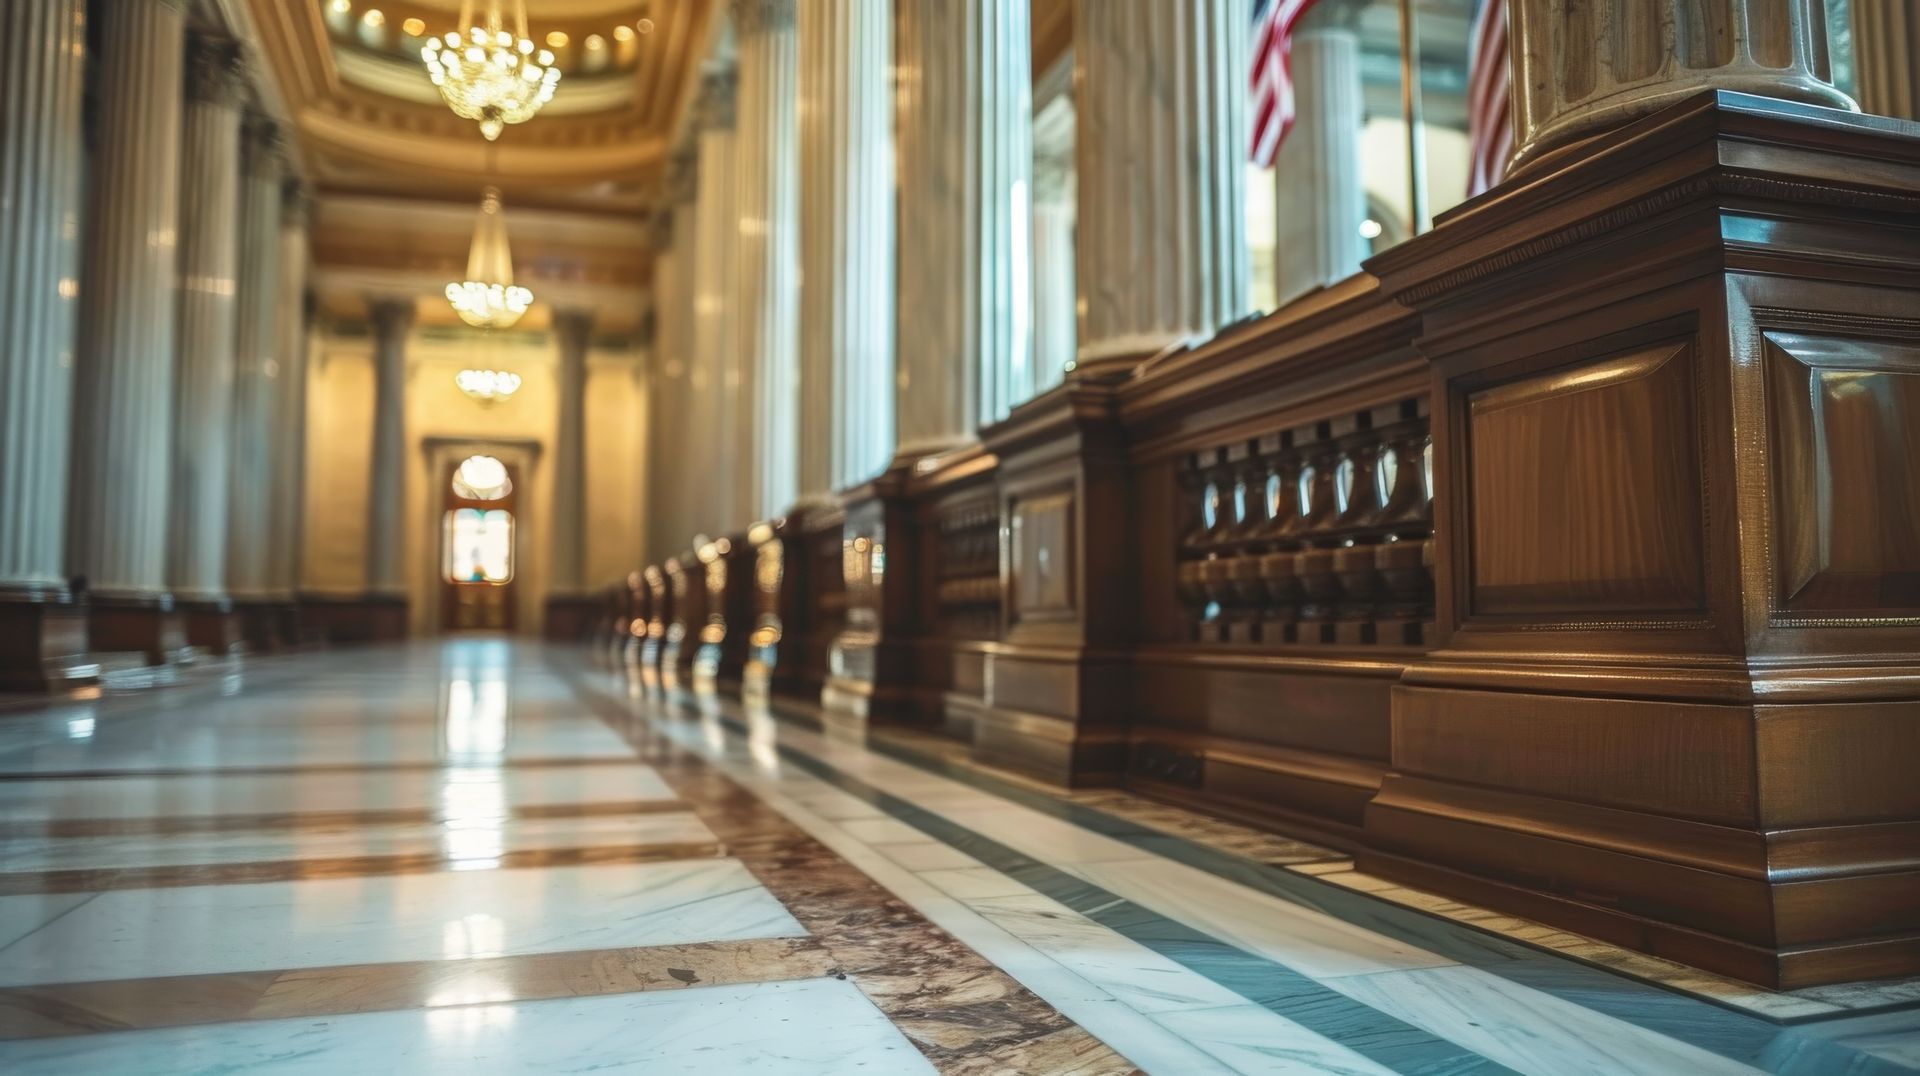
[975,646,1130,788]
[179,597,245,657]
[0,585,99,692]
[298,592,409,644]
[544,593,603,641]
[88,591,190,667]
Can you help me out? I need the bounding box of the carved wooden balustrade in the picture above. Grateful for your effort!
[702,534,753,689]
[637,564,672,688]
[1176,397,1433,648]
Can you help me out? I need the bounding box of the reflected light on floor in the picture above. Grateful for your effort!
[65,714,95,740]
[441,912,506,959]
[425,1003,516,1040]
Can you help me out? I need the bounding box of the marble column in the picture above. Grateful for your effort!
[68,0,190,663]
[1854,0,1919,121]
[1073,0,1247,367]
[797,0,894,495]
[550,309,592,593]
[1029,200,1075,396]
[1272,28,1366,306]
[647,151,698,563]
[268,184,312,612]
[0,0,89,687]
[733,0,801,522]
[894,0,1031,446]
[225,116,283,621]
[1508,0,1855,173]
[365,299,414,611]
[690,69,738,536]
[169,35,247,652]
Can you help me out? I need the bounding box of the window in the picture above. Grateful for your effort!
[444,508,514,584]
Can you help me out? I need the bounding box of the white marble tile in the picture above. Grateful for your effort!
[835,817,930,844]
[1061,859,1456,981]
[872,840,985,872]
[1330,965,1764,1076]
[0,811,716,873]
[0,859,802,987]
[0,977,935,1075]
[0,763,677,825]
[0,892,92,951]
[967,892,1260,1014]
[918,867,1035,901]
[1149,1003,1399,1076]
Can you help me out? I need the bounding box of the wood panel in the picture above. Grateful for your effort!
[1466,341,1705,617]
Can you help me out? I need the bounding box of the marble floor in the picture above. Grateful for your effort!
[0,640,1913,1074]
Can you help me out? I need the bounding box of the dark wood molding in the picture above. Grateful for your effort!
[0,585,96,692]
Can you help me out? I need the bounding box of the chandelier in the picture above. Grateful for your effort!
[455,368,523,404]
[420,0,561,141]
[446,186,533,329]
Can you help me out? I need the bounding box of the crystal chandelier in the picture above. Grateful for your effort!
[420,0,561,141]
[455,368,523,404]
[446,186,533,329]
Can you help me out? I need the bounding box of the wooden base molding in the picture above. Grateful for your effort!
[179,598,244,656]
[298,593,408,644]
[626,93,1920,987]
[542,593,603,642]
[0,586,96,692]
[87,592,188,667]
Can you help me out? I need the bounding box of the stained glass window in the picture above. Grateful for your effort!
[444,507,514,584]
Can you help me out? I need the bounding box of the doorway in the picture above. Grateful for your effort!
[440,453,519,632]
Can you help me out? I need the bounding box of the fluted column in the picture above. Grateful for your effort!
[1030,200,1075,395]
[226,117,283,603]
[1854,0,1919,121]
[1509,0,1855,173]
[690,69,738,535]
[0,0,86,593]
[647,152,698,564]
[68,0,188,598]
[365,299,414,597]
[550,309,592,593]
[1073,0,1247,368]
[894,0,1030,446]
[798,0,894,495]
[169,36,246,603]
[1273,28,1365,306]
[268,183,312,605]
[733,0,800,522]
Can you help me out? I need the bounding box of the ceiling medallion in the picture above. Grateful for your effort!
[447,186,533,329]
[455,368,523,405]
[420,0,561,141]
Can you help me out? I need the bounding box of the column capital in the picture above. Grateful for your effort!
[241,115,283,178]
[185,34,246,109]
[366,297,416,339]
[731,0,796,36]
[695,67,737,130]
[280,178,311,227]
[553,309,596,352]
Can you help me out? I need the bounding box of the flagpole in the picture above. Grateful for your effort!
[1399,0,1430,234]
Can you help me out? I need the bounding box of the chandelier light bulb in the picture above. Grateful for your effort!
[419,0,560,141]
[446,186,533,329]
[455,368,523,405]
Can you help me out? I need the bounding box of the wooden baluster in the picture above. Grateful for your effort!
[1373,406,1434,646]
[1290,422,1344,643]
[1331,410,1390,645]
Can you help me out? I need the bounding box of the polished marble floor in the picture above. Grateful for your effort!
[0,639,1914,1074]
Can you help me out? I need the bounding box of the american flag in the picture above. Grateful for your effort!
[1466,0,1511,195]
[1249,0,1318,167]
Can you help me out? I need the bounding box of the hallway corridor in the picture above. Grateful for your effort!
[0,640,1914,1074]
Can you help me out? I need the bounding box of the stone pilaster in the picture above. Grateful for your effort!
[1853,0,1919,121]
[226,116,283,608]
[690,69,738,535]
[797,0,894,495]
[1273,28,1366,305]
[894,0,1031,445]
[0,0,91,686]
[1073,0,1247,366]
[549,309,593,593]
[268,184,312,609]
[1508,0,1855,173]
[733,0,801,521]
[365,298,414,600]
[69,0,189,598]
[169,36,246,605]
